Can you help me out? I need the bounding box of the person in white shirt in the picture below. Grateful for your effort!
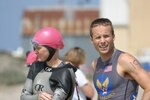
[64,47,94,100]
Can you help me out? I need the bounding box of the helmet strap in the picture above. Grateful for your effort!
[43,45,56,61]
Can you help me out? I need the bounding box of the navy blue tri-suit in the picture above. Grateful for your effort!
[21,61,77,100]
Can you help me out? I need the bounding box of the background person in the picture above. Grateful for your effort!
[21,27,76,100]
[64,47,94,100]
[90,18,150,100]
[25,50,37,67]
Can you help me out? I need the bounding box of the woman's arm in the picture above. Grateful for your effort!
[21,63,39,100]
[20,78,38,100]
[76,69,94,99]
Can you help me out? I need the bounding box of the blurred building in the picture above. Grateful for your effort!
[22,6,98,36]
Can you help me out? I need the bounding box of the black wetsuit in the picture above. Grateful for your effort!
[93,49,139,100]
[21,61,76,100]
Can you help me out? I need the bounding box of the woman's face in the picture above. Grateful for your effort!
[34,45,49,62]
[91,25,115,55]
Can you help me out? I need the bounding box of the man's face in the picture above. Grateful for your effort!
[91,25,115,55]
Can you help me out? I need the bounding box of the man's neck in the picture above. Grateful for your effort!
[100,48,115,62]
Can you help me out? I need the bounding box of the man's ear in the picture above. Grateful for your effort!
[90,37,93,44]
[113,34,115,41]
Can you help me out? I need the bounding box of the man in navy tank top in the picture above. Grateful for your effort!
[90,18,150,100]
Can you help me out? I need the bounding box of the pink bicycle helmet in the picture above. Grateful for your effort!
[26,50,37,66]
[32,27,64,49]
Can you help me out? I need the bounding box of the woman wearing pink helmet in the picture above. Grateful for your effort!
[21,27,76,100]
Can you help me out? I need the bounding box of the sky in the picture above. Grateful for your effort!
[0,0,98,52]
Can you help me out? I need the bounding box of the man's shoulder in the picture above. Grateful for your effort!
[91,58,99,70]
[118,52,136,63]
[117,52,139,74]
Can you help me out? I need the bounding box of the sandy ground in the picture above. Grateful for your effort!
[0,84,143,100]
[0,84,23,100]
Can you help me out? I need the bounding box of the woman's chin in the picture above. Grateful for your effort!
[37,58,44,62]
